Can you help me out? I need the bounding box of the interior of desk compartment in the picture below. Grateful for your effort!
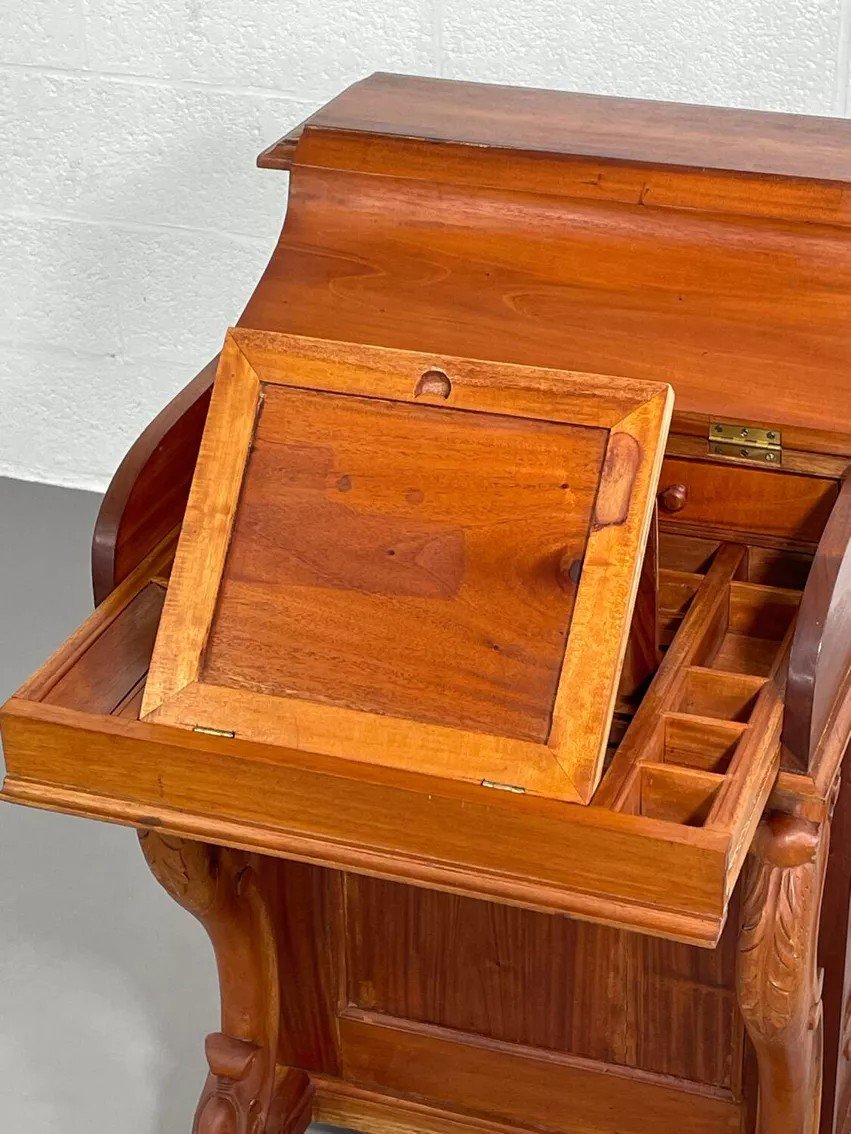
[603,535,807,831]
[12,525,807,851]
[35,581,166,718]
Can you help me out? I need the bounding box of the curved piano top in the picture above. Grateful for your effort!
[259,72,851,184]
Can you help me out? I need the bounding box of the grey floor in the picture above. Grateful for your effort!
[0,476,222,1132]
[0,475,347,1133]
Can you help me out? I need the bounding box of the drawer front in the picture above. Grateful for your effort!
[659,457,837,545]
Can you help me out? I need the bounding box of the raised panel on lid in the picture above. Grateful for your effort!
[203,387,605,742]
[140,329,672,803]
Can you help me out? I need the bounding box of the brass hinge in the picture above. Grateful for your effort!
[193,724,236,738]
[481,779,526,794]
[708,422,782,466]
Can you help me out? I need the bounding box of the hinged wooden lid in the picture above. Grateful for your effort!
[141,329,672,803]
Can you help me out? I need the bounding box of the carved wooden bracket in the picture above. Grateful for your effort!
[195,1033,266,1134]
[138,831,313,1134]
[737,813,828,1134]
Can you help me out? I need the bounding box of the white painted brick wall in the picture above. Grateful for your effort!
[2,0,850,491]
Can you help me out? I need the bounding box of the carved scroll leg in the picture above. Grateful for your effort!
[737,814,829,1134]
[138,831,313,1134]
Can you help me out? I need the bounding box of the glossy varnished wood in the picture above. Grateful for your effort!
[92,361,215,603]
[260,73,851,187]
[250,165,851,438]
[786,475,851,768]
[141,329,671,802]
[337,1011,742,1134]
[344,874,740,1088]
[95,77,851,595]
[139,336,261,716]
[206,385,604,742]
[137,831,314,1134]
[42,583,164,714]
[737,814,827,1134]
[657,459,838,548]
[0,700,734,944]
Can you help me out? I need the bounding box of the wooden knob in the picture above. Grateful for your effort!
[659,483,688,513]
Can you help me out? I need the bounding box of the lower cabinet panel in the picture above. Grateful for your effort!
[344,874,742,1090]
[336,1010,743,1134]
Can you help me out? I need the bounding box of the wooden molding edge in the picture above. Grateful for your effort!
[0,773,724,947]
[314,1076,541,1134]
[331,1010,742,1134]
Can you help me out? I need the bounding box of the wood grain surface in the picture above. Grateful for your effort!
[205,384,605,742]
[263,73,851,184]
[140,330,671,802]
[344,873,740,1087]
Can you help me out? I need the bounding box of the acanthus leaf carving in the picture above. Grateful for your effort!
[138,830,313,1134]
[737,812,827,1134]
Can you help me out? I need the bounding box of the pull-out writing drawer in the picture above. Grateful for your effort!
[0,332,811,947]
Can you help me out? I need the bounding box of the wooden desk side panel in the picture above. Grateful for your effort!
[341,873,742,1090]
[187,854,749,1133]
[92,361,214,603]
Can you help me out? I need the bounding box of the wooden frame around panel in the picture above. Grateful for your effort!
[141,328,673,804]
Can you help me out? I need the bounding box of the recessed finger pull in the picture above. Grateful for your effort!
[414,369,452,399]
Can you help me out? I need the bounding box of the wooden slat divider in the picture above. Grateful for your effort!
[592,542,746,810]
[705,624,796,886]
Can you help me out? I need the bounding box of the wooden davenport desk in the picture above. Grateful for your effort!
[5,74,851,1134]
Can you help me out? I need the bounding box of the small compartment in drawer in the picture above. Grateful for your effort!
[599,538,795,922]
[662,713,746,773]
[677,666,766,722]
[658,535,811,590]
[659,570,703,616]
[658,532,720,575]
[744,547,812,590]
[709,633,783,677]
[706,581,800,676]
[658,568,705,648]
[728,581,800,640]
[40,583,165,716]
[637,764,724,826]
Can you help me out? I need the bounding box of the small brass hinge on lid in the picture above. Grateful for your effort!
[193,725,236,738]
[708,422,782,466]
[481,779,526,794]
